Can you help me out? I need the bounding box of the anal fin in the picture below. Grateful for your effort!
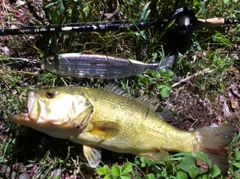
[138,150,169,161]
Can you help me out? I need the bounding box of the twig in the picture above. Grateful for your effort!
[172,68,214,88]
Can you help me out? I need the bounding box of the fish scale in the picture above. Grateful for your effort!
[73,87,199,153]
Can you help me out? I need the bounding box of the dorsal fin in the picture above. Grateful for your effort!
[104,84,132,98]
[104,84,159,111]
[136,96,160,111]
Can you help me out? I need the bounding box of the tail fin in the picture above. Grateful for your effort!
[197,124,236,175]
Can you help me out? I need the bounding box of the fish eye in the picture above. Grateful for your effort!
[45,90,55,98]
[47,57,54,64]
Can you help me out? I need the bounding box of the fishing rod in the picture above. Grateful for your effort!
[0,20,153,36]
[0,7,239,36]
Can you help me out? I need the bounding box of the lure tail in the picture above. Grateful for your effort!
[197,124,236,175]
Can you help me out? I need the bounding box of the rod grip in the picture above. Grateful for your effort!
[197,18,225,27]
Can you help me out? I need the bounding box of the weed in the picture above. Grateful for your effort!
[133,153,223,179]
[97,162,133,179]
[0,137,15,164]
[137,67,174,98]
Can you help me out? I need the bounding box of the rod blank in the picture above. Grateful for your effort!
[0,17,238,36]
[0,21,151,36]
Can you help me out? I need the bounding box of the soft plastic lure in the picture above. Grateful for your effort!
[40,53,178,79]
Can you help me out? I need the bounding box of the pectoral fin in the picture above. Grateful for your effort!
[138,150,169,161]
[83,145,102,168]
[90,121,120,140]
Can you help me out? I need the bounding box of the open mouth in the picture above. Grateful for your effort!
[27,91,43,122]
[8,91,37,123]
[28,91,35,115]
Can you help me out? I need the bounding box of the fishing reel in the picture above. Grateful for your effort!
[169,7,197,35]
[163,7,198,53]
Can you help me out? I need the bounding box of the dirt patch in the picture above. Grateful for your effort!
[167,65,240,130]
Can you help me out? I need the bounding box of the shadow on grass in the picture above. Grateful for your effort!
[10,126,135,177]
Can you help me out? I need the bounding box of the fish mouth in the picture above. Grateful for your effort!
[26,91,41,121]
[28,91,35,115]
[8,113,30,125]
[8,91,39,124]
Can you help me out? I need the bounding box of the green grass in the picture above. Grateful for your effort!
[0,0,240,178]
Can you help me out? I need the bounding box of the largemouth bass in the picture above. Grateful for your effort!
[9,86,236,175]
